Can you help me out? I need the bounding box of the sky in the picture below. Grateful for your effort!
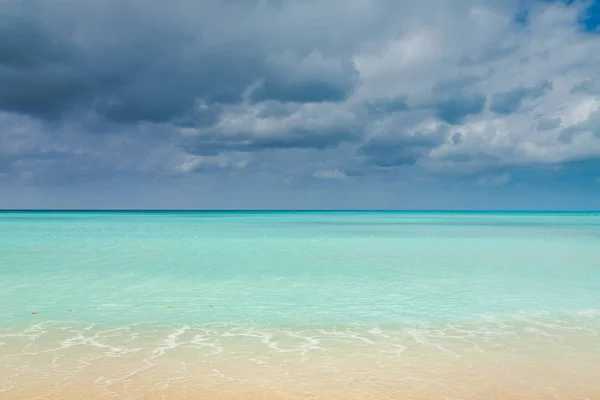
[1,0,600,210]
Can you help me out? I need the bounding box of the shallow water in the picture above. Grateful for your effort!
[1,211,599,399]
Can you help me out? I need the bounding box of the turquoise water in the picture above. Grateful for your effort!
[2,211,599,329]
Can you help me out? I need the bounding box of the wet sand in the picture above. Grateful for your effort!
[1,322,599,399]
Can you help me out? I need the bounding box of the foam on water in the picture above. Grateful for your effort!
[1,211,600,398]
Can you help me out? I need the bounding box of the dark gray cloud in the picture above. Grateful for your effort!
[0,15,73,69]
[250,76,353,103]
[358,129,447,167]
[0,0,361,126]
[250,53,359,103]
[182,125,360,156]
[537,117,561,131]
[365,97,410,115]
[426,76,487,124]
[450,132,463,145]
[432,92,487,125]
[0,12,90,118]
[0,6,265,123]
[0,148,122,186]
[490,80,553,114]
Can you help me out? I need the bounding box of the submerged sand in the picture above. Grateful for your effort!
[1,322,598,399]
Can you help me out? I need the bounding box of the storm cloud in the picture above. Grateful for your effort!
[1,0,600,208]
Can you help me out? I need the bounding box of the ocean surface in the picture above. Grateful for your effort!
[1,211,600,399]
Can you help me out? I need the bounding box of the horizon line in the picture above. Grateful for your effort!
[1,209,599,213]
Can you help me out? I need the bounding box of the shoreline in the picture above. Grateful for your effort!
[2,321,599,399]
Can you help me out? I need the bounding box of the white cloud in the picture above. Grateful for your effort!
[177,154,249,173]
[351,1,600,174]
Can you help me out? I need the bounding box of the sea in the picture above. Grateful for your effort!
[1,211,599,399]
